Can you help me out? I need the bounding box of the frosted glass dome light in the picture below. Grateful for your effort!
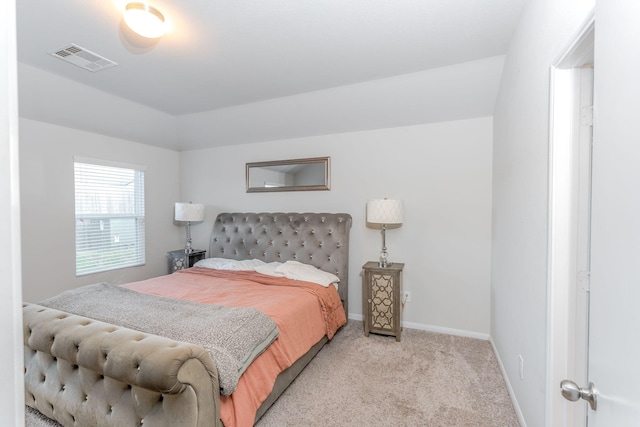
[124,2,165,39]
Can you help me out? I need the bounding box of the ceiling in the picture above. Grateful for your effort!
[16,0,528,149]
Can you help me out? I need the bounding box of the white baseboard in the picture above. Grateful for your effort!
[401,319,490,340]
[348,313,489,340]
[489,337,527,427]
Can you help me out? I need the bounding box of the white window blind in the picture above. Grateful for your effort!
[74,160,145,276]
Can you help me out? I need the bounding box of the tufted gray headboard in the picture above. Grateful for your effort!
[208,212,352,314]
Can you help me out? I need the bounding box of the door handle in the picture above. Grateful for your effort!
[560,379,598,410]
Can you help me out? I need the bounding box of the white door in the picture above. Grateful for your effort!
[582,2,640,424]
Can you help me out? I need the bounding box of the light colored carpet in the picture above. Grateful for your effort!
[255,320,520,427]
[26,320,520,427]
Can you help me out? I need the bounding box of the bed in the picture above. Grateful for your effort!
[24,212,352,427]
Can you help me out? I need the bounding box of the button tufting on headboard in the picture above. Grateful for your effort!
[208,212,352,314]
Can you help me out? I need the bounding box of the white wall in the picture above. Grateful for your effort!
[0,0,24,424]
[492,0,595,425]
[180,117,493,335]
[19,118,182,302]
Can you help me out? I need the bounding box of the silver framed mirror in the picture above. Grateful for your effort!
[246,157,330,192]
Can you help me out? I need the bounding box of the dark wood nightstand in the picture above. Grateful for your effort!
[362,261,404,341]
[167,249,206,274]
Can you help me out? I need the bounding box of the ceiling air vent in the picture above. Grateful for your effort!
[48,44,118,72]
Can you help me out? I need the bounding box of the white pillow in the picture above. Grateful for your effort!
[194,257,266,271]
[274,261,340,287]
[254,262,285,277]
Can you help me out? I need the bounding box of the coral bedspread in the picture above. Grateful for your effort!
[123,267,346,427]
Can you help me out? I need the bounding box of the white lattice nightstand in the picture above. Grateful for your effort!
[362,261,404,341]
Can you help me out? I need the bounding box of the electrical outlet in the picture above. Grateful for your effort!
[403,291,411,303]
[519,355,524,380]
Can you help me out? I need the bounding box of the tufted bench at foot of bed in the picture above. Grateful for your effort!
[23,303,222,427]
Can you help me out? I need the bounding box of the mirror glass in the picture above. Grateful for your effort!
[246,157,330,192]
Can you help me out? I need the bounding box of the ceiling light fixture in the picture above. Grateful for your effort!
[124,2,165,39]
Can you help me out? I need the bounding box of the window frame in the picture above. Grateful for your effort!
[74,157,146,276]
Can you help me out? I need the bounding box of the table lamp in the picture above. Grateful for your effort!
[175,202,205,253]
[366,199,403,267]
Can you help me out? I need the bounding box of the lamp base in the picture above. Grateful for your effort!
[378,249,391,268]
[378,226,396,268]
[184,222,193,254]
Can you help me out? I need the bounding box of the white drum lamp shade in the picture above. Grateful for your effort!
[175,202,205,222]
[366,199,403,226]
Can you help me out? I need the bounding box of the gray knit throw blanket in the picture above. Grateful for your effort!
[39,283,279,395]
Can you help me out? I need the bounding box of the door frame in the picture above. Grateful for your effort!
[546,14,595,427]
[1,0,25,424]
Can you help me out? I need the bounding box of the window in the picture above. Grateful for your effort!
[74,158,145,276]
